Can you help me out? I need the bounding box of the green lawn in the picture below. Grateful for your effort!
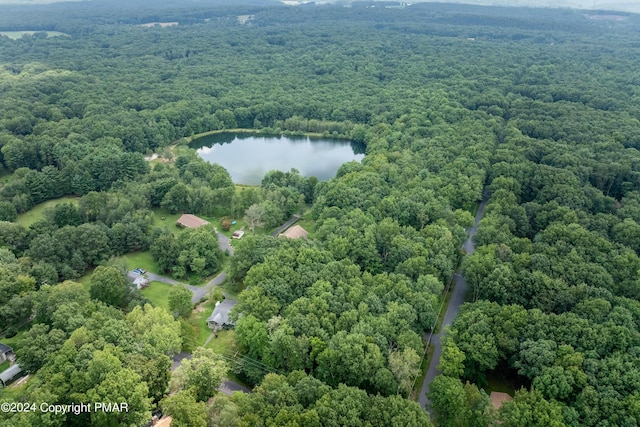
[76,269,94,292]
[150,208,183,231]
[205,329,238,355]
[16,196,79,227]
[141,281,172,311]
[2,330,26,355]
[120,251,160,274]
[0,360,10,373]
[192,300,216,346]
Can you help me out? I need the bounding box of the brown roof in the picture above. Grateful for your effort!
[490,392,513,411]
[176,214,209,229]
[280,225,308,239]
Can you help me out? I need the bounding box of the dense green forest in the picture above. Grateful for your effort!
[0,1,639,426]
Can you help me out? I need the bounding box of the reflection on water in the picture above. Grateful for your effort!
[190,132,365,185]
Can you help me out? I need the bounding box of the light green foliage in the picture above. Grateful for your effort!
[438,335,466,378]
[151,227,223,278]
[388,347,421,396]
[229,372,432,427]
[499,388,566,427]
[168,285,193,319]
[244,203,264,232]
[126,304,182,357]
[162,389,207,427]
[428,376,492,427]
[169,347,228,402]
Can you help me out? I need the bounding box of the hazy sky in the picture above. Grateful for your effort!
[0,0,637,13]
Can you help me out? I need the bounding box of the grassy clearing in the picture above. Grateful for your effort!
[76,269,94,292]
[191,298,221,346]
[2,330,26,355]
[0,360,10,373]
[205,329,238,355]
[141,281,172,311]
[16,196,79,227]
[0,379,27,400]
[120,251,159,274]
[150,208,183,232]
[0,31,68,40]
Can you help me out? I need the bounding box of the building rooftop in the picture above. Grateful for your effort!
[176,214,210,229]
[280,224,308,239]
[0,364,22,386]
[207,299,238,326]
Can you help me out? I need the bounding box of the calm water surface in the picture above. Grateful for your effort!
[191,132,365,185]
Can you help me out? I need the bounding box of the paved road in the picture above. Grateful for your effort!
[217,232,234,255]
[192,272,227,304]
[419,190,489,411]
[270,214,300,236]
[137,270,227,304]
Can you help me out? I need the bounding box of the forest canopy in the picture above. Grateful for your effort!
[0,1,639,426]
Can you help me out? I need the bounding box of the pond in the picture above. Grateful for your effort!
[191,132,365,185]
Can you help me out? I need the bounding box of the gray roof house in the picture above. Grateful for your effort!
[0,343,15,363]
[207,299,238,328]
[0,364,22,387]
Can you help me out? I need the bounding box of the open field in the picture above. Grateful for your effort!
[0,31,68,39]
[16,196,78,226]
[205,329,237,355]
[76,270,93,292]
[141,281,172,311]
[150,208,183,231]
[120,251,159,274]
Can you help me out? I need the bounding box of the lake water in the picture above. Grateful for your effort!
[191,132,365,185]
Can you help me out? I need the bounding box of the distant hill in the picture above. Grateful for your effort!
[407,0,639,14]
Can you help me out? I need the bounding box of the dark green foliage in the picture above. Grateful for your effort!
[89,265,130,308]
[0,2,640,425]
[221,371,432,427]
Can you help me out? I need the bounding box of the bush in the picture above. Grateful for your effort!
[221,217,232,231]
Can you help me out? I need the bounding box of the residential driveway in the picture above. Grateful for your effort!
[192,272,227,304]
[131,270,226,304]
[419,190,489,411]
[270,214,300,236]
[218,232,234,255]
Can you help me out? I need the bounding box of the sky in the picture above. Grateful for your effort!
[0,0,637,13]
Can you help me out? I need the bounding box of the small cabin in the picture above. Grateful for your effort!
[176,214,210,229]
[207,299,238,330]
[279,225,308,239]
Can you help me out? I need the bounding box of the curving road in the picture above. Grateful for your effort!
[418,189,489,411]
